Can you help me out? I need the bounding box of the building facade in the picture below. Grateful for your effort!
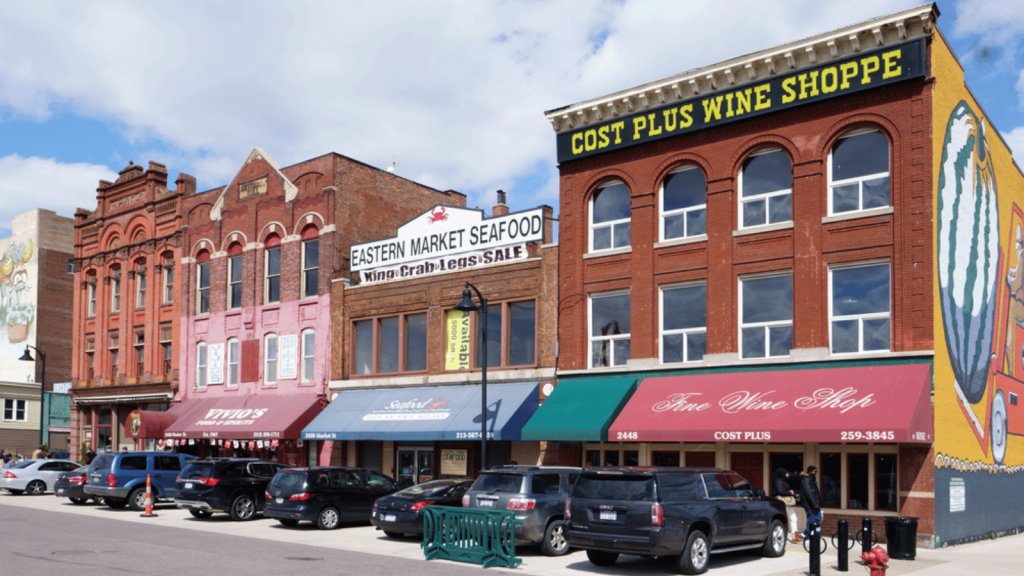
[535,4,1023,546]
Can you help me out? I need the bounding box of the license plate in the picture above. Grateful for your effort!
[57,489,64,494]
[184,482,193,489]
[600,510,617,521]
[276,498,283,504]
[479,499,494,508]
[384,514,396,522]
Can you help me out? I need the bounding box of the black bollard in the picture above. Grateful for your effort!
[861,517,872,556]
[837,519,849,572]
[809,521,821,576]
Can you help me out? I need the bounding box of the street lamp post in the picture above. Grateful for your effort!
[454,282,489,472]
[18,345,47,446]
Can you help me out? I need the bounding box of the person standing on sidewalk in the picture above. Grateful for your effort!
[773,468,802,543]
[800,466,823,540]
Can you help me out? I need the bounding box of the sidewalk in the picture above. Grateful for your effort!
[2,491,1020,575]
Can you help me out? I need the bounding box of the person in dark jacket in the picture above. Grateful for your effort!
[773,468,802,543]
[799,466,822,539]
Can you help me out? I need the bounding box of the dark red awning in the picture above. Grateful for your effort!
[124,407,185,439]
[609,363,933,443]
[163,394,322,440]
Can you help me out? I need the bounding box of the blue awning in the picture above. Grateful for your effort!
[302,382,540,442]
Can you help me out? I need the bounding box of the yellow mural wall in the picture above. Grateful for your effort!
[933,31,1024,475]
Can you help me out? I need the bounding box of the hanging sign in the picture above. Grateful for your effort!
[441,449,468,475]
[208,343,225,385]
[279,334,298,380]
[444,310,472,370]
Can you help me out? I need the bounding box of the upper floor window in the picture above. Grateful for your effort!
[830,262,891,354]
[134,261,146,308]
[661,167,707,241]
[302,227,319,299]
[227,337,240,385]
[196,341,208,388]
[227,244,243,309]
[590,292,630,367]
[265,235,281,304]
[264,333,278,384]
[162,255,175,305]
[196,251,210,314]
[110,267,121,313]
[661,283,707,363]
[590,181,631,252]
[739,273,793,358]
[134,330,145,377]
[2,399,27,422]
[739,149,792,228]
[354,313,428,375]
[87,274,97,317]
[301,329,315,382]
[476,300,537,368]
[160,324,172,375]
[85,335,95,380]
[829,130,890,215]
[109,331,120,375]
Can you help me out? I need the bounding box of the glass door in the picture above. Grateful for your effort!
[397,448,434,487]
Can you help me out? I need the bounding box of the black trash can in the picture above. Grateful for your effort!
[884,516,919,560]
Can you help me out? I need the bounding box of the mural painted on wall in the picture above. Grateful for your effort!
[0,238,36,365]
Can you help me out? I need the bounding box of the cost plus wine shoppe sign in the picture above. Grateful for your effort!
[350,205,545,284]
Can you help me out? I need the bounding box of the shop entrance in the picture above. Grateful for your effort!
[730,452,764,490]
[397,448,434,487]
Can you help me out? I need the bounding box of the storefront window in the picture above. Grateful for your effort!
[821,453,842,508]
[354,320,373,375]
[478,306,502,368]
[740,149,792,228]
[405,313,427,371]
[652,450,680,467]
[661,283,706,363]
[590,181,631,252]
[830,262,890,354]
[354,313,429,375]
[848,453,869,509]
[661,166,707,240]
[876,454,898,511]
[740,273,792,358]
[380,317,400,372]
[509,301,536,366]
[829,130,890,214]
[590,292,630,367]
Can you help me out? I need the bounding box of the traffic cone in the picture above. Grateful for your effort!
[140,473,158,517]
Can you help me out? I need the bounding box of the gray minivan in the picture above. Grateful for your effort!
[84,451,197,510]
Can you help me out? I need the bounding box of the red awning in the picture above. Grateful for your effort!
[609,363,933,443]
[124,407,185,439]
[163,394,323,440]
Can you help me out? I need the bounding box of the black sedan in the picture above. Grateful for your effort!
[371,478,472,538]
[53,466,102,505]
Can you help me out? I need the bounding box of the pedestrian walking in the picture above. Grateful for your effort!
[773,468,802,543]
[799,466,823,540]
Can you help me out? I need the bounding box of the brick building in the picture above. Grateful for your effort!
[303,193,560,482]
[125,148,464,467]
[530,4,1024,546]
[69,162,187,457]
[1,209,74,456]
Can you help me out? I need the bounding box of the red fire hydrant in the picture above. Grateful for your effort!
[861,546,890,576]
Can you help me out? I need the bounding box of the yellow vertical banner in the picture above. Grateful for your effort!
[445,309,472,370]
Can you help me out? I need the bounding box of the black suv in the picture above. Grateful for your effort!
[174,458,291,521]
[565,468,787,575]
[462,466,581,556]
[264,467,398,530]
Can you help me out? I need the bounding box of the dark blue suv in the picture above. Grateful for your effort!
[84,451,197,511]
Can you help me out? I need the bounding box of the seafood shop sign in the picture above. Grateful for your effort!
[350,205,544,284]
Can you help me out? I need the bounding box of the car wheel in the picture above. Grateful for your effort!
[128,488,148,511]
[230,495,256,521]
[763,519,787,558]
[992,390,1008,465]
[106,498,128,509]
[677,530,710,575]
[26,480,46,496]
[69,497,89,505]
[587,550,619,566]
[383,531,405,539]
[540,520,570,556]
[316,507,340,530]
[278,518,299,527]
[94,497,106,506]
[189,510,213,519]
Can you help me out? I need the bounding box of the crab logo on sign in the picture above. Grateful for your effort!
[427,206,449,224]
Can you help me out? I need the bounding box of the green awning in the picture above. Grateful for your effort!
[521,378,637,442]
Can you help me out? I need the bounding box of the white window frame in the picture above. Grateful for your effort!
[589,181,631,253]
[227,337,240,386]
[301,328,315,382]
[196,341,208,388]
[659,282,707,364]
[738,272,793,359]
[588,291,631,367]
[828,260,891,355]
[111,275,121,313]
[87,280,97,317]
[197,261,210,314]
[227,254,242,309]
[109,333,119,376]
[264,333,278,385]
[738,148,792,230]
[135,266,146,309]
[162,265,174,304]
[827,129,891,216]
[301,238,318,299]
[659,166,707,242]
[3,399,27,422]
[265,246,281,304]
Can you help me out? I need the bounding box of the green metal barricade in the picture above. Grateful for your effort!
[421,505,522,569]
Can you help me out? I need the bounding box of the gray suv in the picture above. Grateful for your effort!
[462,466,581,556]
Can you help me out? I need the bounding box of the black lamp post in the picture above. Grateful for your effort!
[18,345,46,446]
[454,282,489,472]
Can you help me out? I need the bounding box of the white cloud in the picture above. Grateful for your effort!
[0,0,922,213]
[0,154,117,227]
[1001,125,1024,161]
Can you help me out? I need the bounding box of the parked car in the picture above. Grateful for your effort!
[53,465,103,504]
[264,467,398,530]
[462,465,581,556]
[174,458,291,521]
[371,478,472,537]
[564,467,788,575]
[1,459,80,495]
[84,451,197,511]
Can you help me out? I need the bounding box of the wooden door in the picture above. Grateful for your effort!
[685,451,716,468]
[730,452,765,490]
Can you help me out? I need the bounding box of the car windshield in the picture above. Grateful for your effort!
[396,480,458,497]
[180,462,214,479]
[471,473,523,493]
[573,473,656,501]
[270,471,307,492]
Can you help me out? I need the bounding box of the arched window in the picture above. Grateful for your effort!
[196,250,211,314]
[133,229,146,244]
[589,181,631,252]
[86,271,98,317]
[301,328,315,382]
[264,333,278,385]
[134,260,146,308]
[301,226,319,299]
[661,166,707,241]
[110,265,122,313]
[739,149,792,229]
[265,234,281,304]
[161,253,174,305]
[227,243,243,309]
[227,337,240,385]
[829,130,890,215]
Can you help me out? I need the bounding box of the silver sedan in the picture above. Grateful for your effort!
[1,459,81,495]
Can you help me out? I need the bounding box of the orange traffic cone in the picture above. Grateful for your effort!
[140,473,158,517]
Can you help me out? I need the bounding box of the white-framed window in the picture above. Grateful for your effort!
[589,292,630,367]
[227,337,240,385]
[660,283,707,363]
[829,261,891,354]
[829,130,890,215]
[108,331,119,376]
[111,273,121,313]
[302,238,319,299]
[301,329,315,382]
[739,149,792,229]
[162,255,175,305]
[3,399,27,422]
[265,246,281,304]
[197,259,210,314]
[134,330,145,377]
[661,166,707,241]
[227,253,242,309]
[739,273,793,358]
[135,263,146,308]
[589,181,631,252]
[264,333,278,385]
[196,341,208,388]
[87,277,97,317]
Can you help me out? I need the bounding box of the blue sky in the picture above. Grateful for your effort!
[1,1,1023,238]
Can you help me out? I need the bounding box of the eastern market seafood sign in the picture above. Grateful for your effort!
[351,205,545,284]
[555,38,925,163]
